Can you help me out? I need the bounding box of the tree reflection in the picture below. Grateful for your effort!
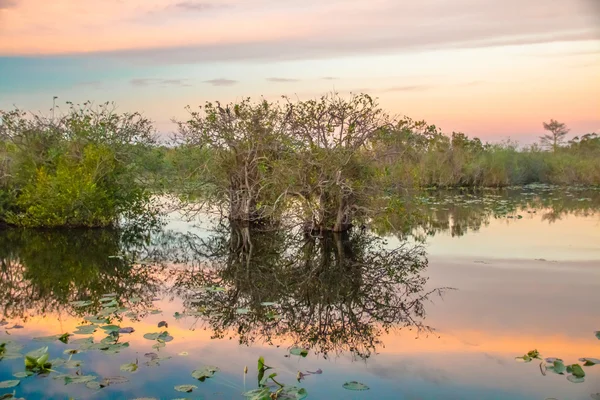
[0,228,163,321]
[169,223,444,358]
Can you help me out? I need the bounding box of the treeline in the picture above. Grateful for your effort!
[1,94,599,229]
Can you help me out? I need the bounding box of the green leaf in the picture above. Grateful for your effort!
[342,381,370,391]
[84,316,109,324]
[120,362,139,373]
[0,380,20,388]
[279,386,308,399]
[100,325,121,333]
[236,308,250,314]
[86,381,102,390]
[191,366,219,381]
[242,388,271,400]
[143,332,160,340]
[579,357,600,366]
[33,334,68,343]
[12,372,32,378]
[290,347,309,357]
[569,364,585,378]
[74,325,97,335]
[174,384,197,393]
[63,375,97,385]
[526,349,540,359]
[595,331,600,340]
[566,375,585,383]
[553,360,566,374]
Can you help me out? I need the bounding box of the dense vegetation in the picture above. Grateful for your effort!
[1,94,598,229]
[0,102,158,228]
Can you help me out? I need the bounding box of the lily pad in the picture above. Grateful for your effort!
[33,333,70,343]
[178,352,189,356]
[100,325,121,333]
[243,388,271,399]
[63,375,97,385]
[236,308,250,314]
[74,325,97,335]
[191,366,219,381]
[596,331,600,340]
[158,321,168,328]
[579,357,600,366]
[0,380,20,388]
[118,327,135,334]
[567,375,585,383]
[144,332,161,340]
[260,302,277,306]
[86,381,102,390]
[290,347,309,357]
[102,376,129,385]
[174,384,197,393]
[12,372,32,378]
[84,316,109,324]
[279,386,308,400]
[342,381,369,391]
[120,362,139,373]
[570,364,585,378]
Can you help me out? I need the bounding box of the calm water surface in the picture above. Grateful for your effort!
[1,187,599,400]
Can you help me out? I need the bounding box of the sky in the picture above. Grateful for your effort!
[0,0,599,142]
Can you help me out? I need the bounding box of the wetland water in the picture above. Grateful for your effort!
[1,186,599,400]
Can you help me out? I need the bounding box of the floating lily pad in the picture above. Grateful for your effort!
[102,376,129,385]
[120,362,139,373]
[84,316,109,324]
[74,325,97,335]
[342,381,369,391]
[178,352,189,356]
[279,386,308,399]
[591,393,600,400]
[595,331,600,340]
[70,337,94,345]
[63,375,97,385]
[236,308,250,314]
[191,366,219,381]
[290,347,309,357]
[12,372,32,378]
[86,381,102,390]
[0,380,20,388]
[144,332,161,340]
[149,310,162,315]
[569,364,585,378]
[242,388,271,399]
[174,384,197,393]
[260,302,277,307]
[580,357,600,366]
[118,327,135,334]
[98,307,118,317]
[33,333,70,343]
[567,375,585,383]
[158,321,168,328]
[100,325,121,333]
[152,342,165,350]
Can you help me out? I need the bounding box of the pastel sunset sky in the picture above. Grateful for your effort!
[1,0,599,141]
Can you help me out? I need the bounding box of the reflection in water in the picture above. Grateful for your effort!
[0,228,163,321]
[372,186,600,241]
[0,223,443,359]
[168,224,443,358]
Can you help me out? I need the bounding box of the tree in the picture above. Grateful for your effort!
[174,99,292,224]
[541,119,569,152]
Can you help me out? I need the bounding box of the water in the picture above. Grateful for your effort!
[1,187,599,400]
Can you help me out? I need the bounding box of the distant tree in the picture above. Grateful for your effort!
[541,119,569,152]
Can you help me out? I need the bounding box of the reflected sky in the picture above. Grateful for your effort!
[1,189,599,399]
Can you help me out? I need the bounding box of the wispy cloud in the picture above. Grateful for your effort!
[383,85,431,92]
[0,0,17,9]
[266,77,300,82]
[130,78,192,87]
[203,78,238,86]
[173,1,217,12]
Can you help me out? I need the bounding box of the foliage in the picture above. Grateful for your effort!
[0,102,159,227]
[541,119,569,152]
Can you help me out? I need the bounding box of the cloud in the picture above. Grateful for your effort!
[130,78,192,87]
[322,77,338,80]
[266,77,300,82]
[383,85,431,92]
[203,78,238,86]
[1,0,597,59]
[173,1,216,12]
[0,0,17,9]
